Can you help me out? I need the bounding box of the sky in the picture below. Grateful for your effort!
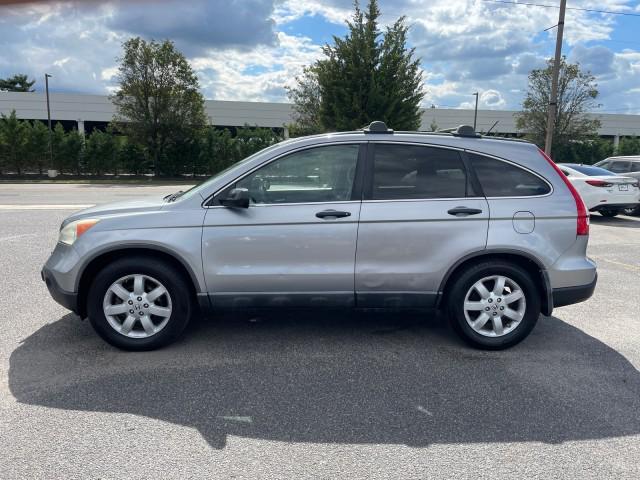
[0,0,639,113]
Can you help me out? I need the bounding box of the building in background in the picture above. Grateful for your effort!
[2,92,639,149]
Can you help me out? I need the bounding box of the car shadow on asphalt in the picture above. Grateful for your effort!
[9,311,640,449]
[590,215,640,228]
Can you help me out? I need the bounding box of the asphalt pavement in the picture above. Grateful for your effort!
[1,184,639,479]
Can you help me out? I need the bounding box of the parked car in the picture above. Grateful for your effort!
[42,122,597,351]
[594,156,640,215]
[594,156,640,179]
[557,163,640,217]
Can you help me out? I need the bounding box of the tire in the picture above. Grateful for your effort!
[600,209,618,218]
[446,261,540,350]
[87,257,193,351]
[622,206,639,216]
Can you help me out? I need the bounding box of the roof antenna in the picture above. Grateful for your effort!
[485,120,499,135]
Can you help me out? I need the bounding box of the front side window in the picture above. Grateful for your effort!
[469,154,551,197]
[371,144,471,200]
[232,144,360,204]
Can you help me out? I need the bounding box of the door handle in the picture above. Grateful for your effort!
[316,209,351,219]
[447,206,483,216]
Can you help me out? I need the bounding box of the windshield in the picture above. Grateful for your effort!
[567,165,616,176]
[177,142,286,201]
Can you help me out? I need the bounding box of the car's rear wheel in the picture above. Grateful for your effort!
[447,261,540,349]
[622,206,639,216]
[600,209,619,217]
[87,257,192,351]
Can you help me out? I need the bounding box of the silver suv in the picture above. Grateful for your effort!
[42,122,597,351]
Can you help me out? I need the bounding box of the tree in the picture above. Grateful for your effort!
[287,0,424,133]
[516,57,601,157]
[51,123,67,173]
[235,126,281,160]
[200,128,237,175]
[61,129,85,175]
[0,110,28,175]
[111,37,206,176]
[85,129,117,176]
[118,138,147,176]
[617,136,640,156]
[0,74,35,92]
[25,121,50,174]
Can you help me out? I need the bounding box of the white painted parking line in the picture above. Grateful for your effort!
[0,204,95,210]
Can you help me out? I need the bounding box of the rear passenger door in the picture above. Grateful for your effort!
[355,142,489,308]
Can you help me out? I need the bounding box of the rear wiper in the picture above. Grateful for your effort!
[165,190,185,202]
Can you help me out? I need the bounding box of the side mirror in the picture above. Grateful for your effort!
[219,188,250,209]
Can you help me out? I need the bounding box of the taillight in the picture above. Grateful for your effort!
[538,148,589,236]
[585,180,613,187]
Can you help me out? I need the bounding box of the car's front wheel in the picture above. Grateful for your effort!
[87,257,193,351]
[447,261,540,349]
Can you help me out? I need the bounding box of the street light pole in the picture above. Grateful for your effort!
[544,0,567,156]
[45,73,56,177]
[472,92,479,131]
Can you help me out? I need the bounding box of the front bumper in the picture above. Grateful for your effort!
[41,267,79,314]
[552,273,597,308]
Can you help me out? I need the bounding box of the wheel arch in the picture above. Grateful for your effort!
[437,249,553,316]
[76,246,202,318]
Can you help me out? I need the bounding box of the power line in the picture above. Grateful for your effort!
[482,0,640,17]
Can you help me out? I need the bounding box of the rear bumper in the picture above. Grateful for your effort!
[552,273,597,308]
[41,267,79,314]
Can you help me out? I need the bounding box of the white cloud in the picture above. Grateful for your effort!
[0,0,638,114]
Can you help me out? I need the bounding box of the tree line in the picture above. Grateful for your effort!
[2,0,638,177]
[0,110,282,177]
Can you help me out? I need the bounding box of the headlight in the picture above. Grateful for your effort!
[59,219,100,245]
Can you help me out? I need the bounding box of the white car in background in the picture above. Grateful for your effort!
[558,163,640,217]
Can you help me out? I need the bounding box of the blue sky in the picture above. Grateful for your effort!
[0,0,639,113]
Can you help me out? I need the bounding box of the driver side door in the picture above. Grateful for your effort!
[202,143,365,308]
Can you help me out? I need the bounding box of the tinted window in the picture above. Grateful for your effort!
[234,144,359,204]
[372,144,471,200]
[568,165,615,176]
[609,161,631,173]
[470,154,551,197]
[631,162,640,173]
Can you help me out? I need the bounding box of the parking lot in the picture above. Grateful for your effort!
[1,183,639,479]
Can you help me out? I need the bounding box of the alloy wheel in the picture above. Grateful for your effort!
[102,274,172,339]
[463,275,526,337]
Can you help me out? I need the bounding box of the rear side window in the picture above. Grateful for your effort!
[609,161,631,173]
[469,154,551,197]
[631,162,640,173]
[372,144,472,200]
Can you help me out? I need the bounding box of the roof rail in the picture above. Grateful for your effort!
[363,121,393,134]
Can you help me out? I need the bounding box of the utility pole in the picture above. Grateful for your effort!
[45,73,56,177]
[544,0,567,156]
[472,92,479,131]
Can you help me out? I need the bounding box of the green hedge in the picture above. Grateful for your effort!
[0,110,283,177]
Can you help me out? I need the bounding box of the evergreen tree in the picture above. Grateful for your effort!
[0,110,28,175]
[287,0,424,132]
[0,74,35,92]
[62,129,85,175]
[25,121,50,175]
